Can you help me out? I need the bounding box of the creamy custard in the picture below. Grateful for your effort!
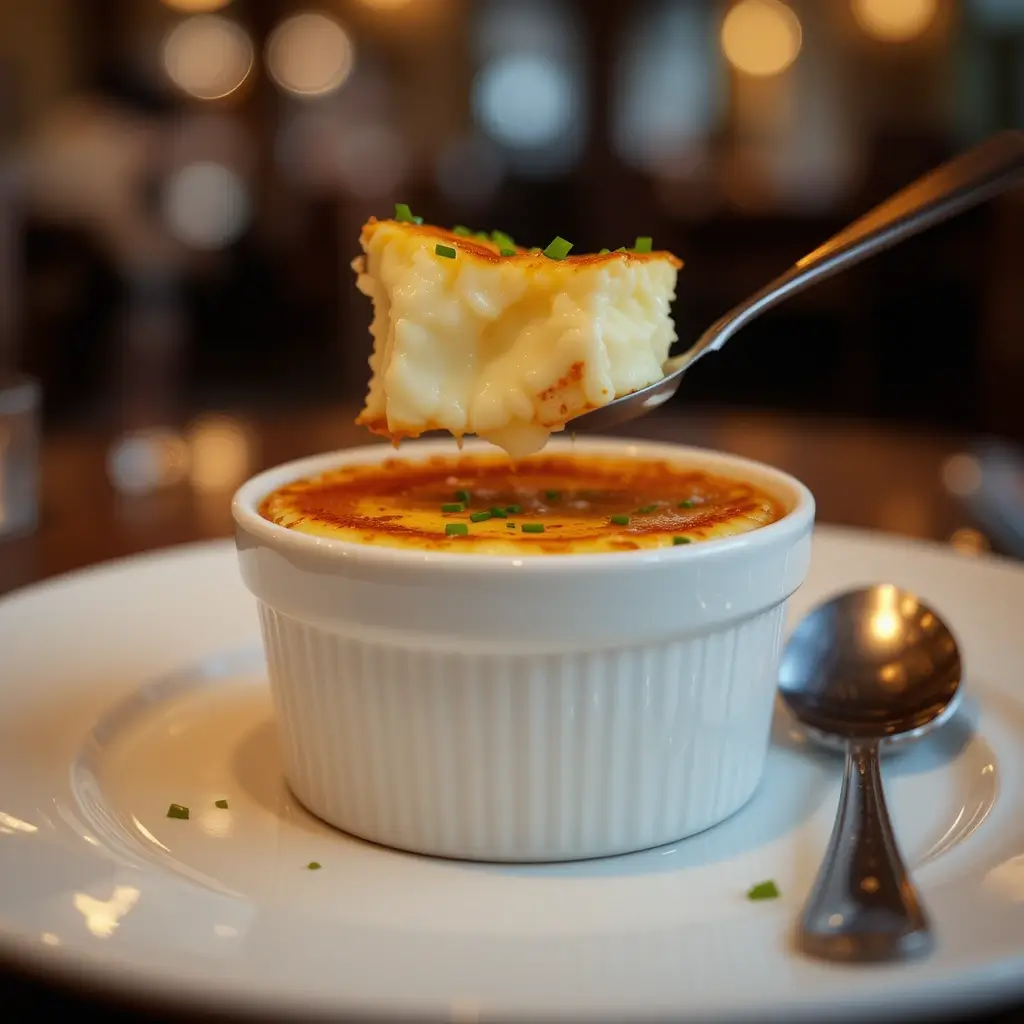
[352,217,682,459]
[259,452,784,556]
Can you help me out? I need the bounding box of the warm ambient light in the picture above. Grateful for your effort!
[852,0,937,42]
[162,15,253,101]
[161,0,232,11]
[266,12,355,98]
[721,0,802,77]
[354,0,416,8]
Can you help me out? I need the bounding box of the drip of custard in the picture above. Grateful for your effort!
[259,453,785,555]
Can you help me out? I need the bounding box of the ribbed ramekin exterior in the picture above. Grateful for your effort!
[258,601,788,862]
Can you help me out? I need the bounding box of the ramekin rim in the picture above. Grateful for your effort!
[231,436,815,574]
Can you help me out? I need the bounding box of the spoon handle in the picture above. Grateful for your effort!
[672,129,1024,371]
[798,740,932,963]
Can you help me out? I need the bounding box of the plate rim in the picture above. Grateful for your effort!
[1,527,1024,1022]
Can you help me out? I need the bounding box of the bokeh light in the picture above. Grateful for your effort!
[107,429,190,495]
[949,527,991,555]
[187,414,253,493]
[162,15,253,101]
[614,1,720,175]
[161,162,250,250]
[473,53,576,149]
[161,0,232,11]
[721,0,802,77]
[852,0,937,42]
[266,12,355,98]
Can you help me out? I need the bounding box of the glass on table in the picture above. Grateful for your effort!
[0,375,39,539]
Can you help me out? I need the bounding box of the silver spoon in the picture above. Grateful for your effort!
[777,584,963,963]
[570,130,1024,433]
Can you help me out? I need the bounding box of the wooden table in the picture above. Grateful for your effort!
[0,403,1019,1022]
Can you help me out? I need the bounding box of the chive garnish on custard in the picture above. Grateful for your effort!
[452,225,473,237]
[673,536,690,545]
[522,523,545,533]
[445,523,468,536]
[545,490,561,501]
[491,229,515,249]
[598,248,610,255]
[308,862,322,870]
[395,203,422,224]
[167,803,189,820]
[506,504,521,514]
[456,489,471,504]
[746,880,780,901]
[679,499,693,508]
[610,514,630,526]
[435,243,457,259]
[489,506,507,518]
[542,236,573,260]
[215,799,228,809]
[636,504,658,514]
[499,248,516,257]
[633,236,653,253]
[441,502,465,513]
[470,510,492,523]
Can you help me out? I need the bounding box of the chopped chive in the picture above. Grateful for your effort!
[506,521,516,529]
[679,499,694,508]
[636,504,659,514]
[489,506,507,518]
[615,246,627,252]
[394,203,415,223]
[308,861,322,870]
[499,248,517,257]
[672,536,691,546]
[543,236,573,260]
[634,236,653,253]
[470,510,493,523]
[529,246,542,252]
[166,803,189,820]
[435,243,457,259]
[214,799,228,809]
[452,225,473,237]
[491,230,515,248]
[505,504,521,514]
[610,514,631,526]
[522,523,545,533]
[746,880,780,901]
[445,523,469,536]
[545,490,561,501]
[598,248,610,255]
[455,489,471,504]
[441,502,465,513]
[413,216,424,224]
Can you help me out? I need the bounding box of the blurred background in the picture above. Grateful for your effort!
[1,0,1024,577]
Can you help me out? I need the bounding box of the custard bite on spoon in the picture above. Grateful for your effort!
[352,207,682,458]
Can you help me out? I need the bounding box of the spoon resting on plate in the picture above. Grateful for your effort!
[570,130,1024,433]
[778,585,963,963]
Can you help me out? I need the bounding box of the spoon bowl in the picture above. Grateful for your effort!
[777,584,963,964]
[779,585,963,749]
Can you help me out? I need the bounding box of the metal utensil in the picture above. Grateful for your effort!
[777,585,962,963]
[570,130,1024,432]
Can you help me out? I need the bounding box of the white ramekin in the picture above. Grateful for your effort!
[233,438,814,862]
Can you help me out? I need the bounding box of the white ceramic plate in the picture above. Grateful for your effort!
[1,527,1024,1022]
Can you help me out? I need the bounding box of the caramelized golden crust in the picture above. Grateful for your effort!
[359,217,684,270]
[259,452,784,555]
